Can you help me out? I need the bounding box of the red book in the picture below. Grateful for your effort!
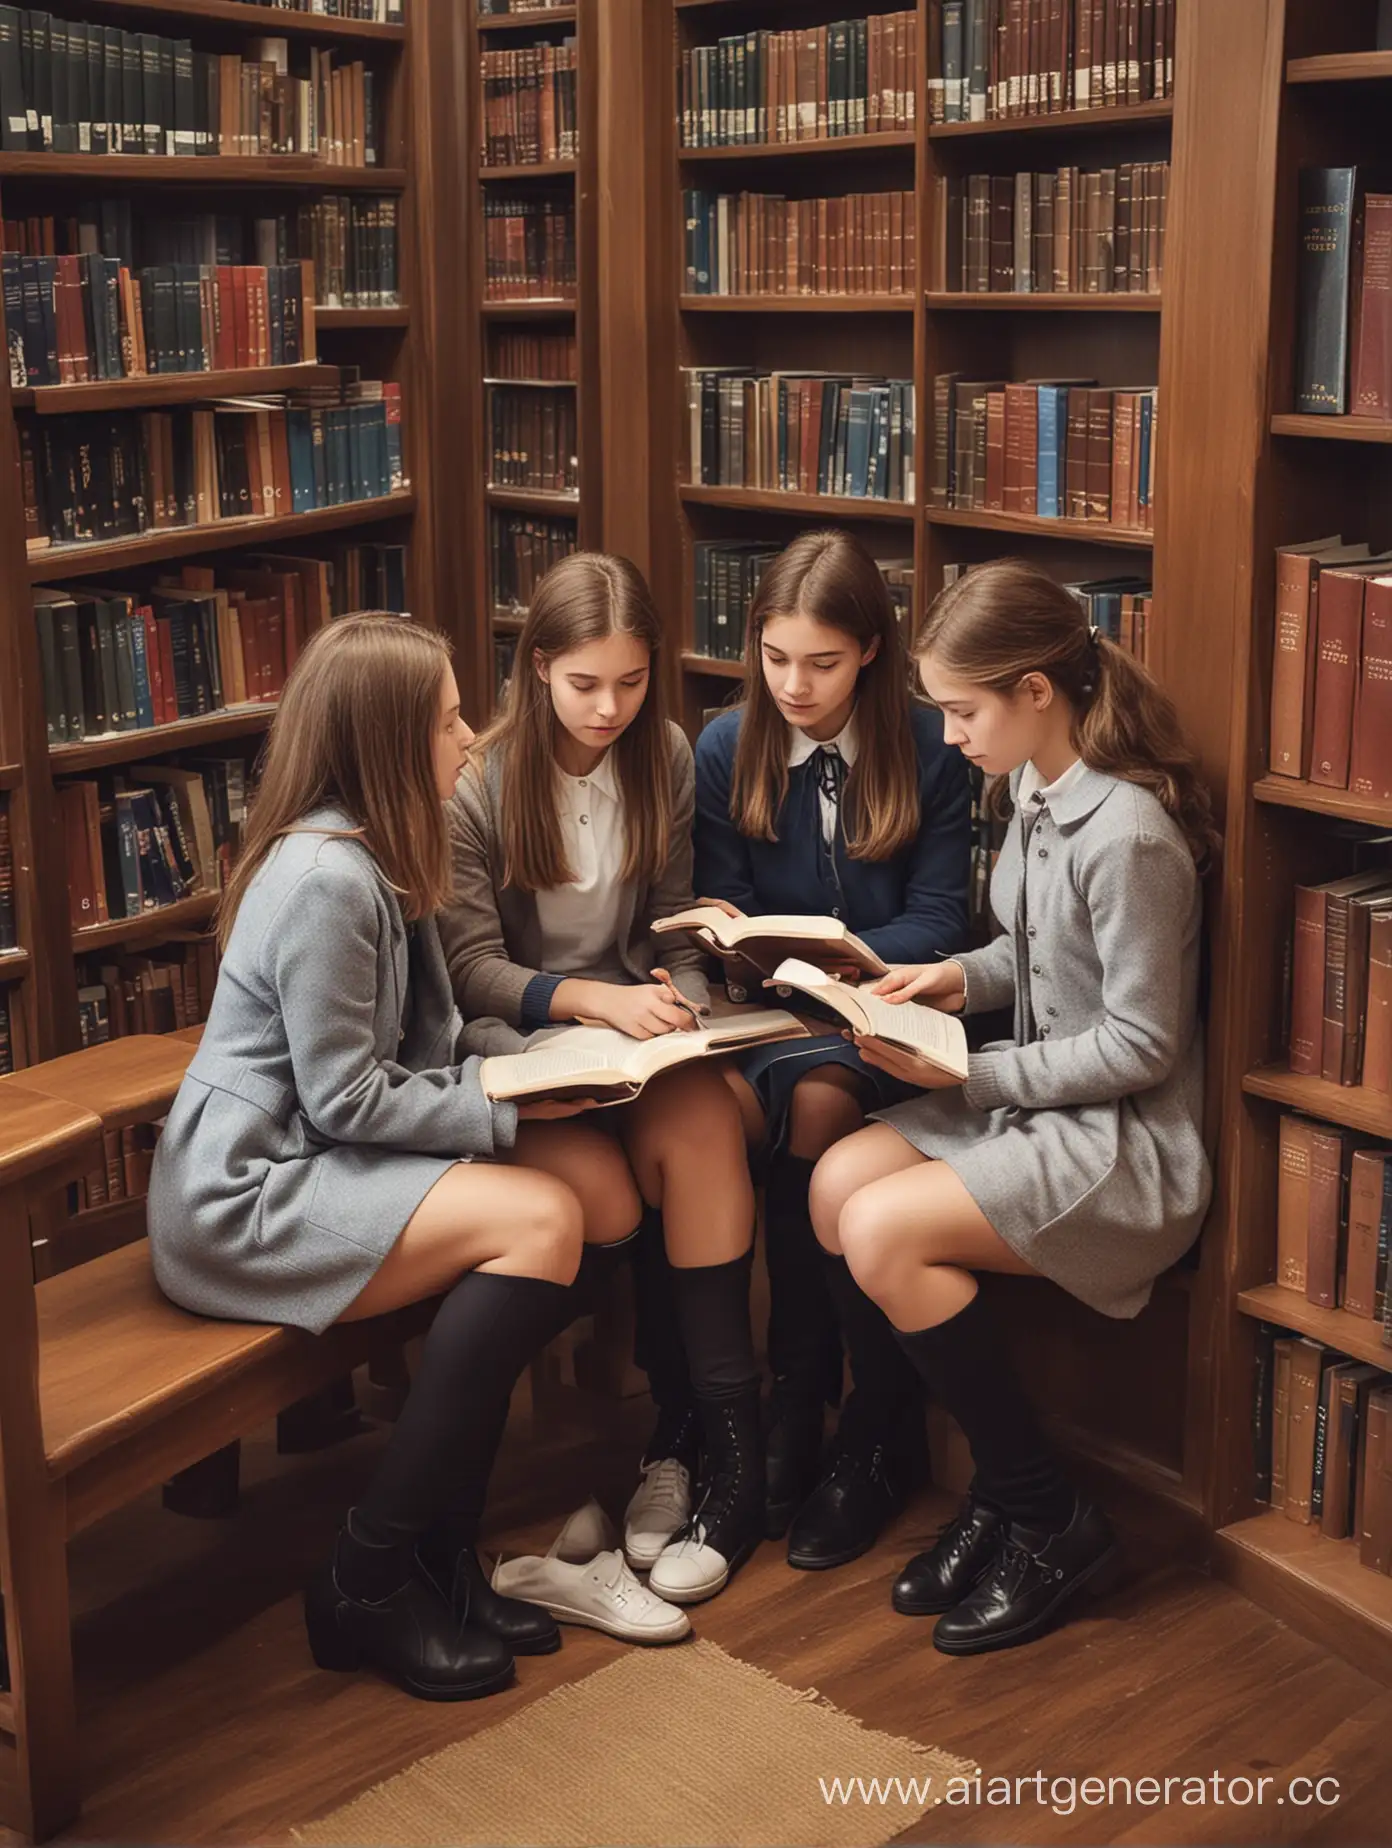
[231,266,250,369]
[1290,882,1326,1075]
[984,389,1006,511]
[1351,194,1392,419]
[214,268,237,371]
[1349,576,1392,804]
[1309,569,1370,788]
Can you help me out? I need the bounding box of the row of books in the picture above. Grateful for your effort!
[490,510,575,617]
[692,545,915,664]
[19,381,405,549]
[930,0,1175,123]
[930,375,1156,531]
[1269,540,1392,799]
[2,196,399,311]
[479,1,568,12]
[482,194,575,301]
[933,162,1168,296]
[69,1123,156,1214]
[683,189,915,300]
[487,326,574,381]
[1295,171,1392,419]
[241,0,402,21]
[1255,1323,1391,1572]
[486,384,576,495]
[4,255,315,387]
[0,15,381,164]
[1276,1114,1392,1325]
[0,805,14,951]
[1062,573,1152,664]
[1289,870,1392,1092]
[58,756,247,928]
[480,39,577,167]
[685,369,916,505]
[679,13,918,149]
[78,941,216,1049]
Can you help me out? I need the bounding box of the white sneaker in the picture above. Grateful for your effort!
[647,1514,741,1605]
[492,1504,691,1646]
[623,1456,693,1571]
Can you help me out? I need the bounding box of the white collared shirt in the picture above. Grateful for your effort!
[789,711,859,846]
[535,750,632,977]
[1017,756,1087,811]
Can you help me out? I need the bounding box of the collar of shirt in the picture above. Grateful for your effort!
[787,711,860,770]
[557,747,621,804]
[1017,755,1087,810]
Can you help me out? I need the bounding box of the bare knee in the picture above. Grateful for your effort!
[584,1148,644,1247]
[788,1068,867,1161]
[627,1062,745,1167]
[837,1196,908,1308]
[501,1174,585,1285]
[808,1140,863,1253]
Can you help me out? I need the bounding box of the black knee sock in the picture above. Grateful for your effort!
[890,1290,1074,1531]
[630,1204,697,1421]
[356,1268,570,1551]
[821,1250,923,1443]
[765,1153,843,1405]
[668,1248,759,1401]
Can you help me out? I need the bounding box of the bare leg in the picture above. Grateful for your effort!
[621,1061,755,1266]
[504,1117,643,1247]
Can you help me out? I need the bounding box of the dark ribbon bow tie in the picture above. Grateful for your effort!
[812,745,847,807]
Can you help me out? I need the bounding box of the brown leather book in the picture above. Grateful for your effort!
[1324,1363,1382,1538]
[1321,872,1392,1084]
[1085,387,1113,522]
[56,784,98,934]
[1357,1384,1392,1573]
[989,176,1014,289]
[1271,1337,1296,1508]
[1290,882,1326,1074]
[1277,1113,1314,1293]
[1343,891,1392,1084]
[1269,538,1350,779]
[1365,908,1392,1094]
[1344,1148,1385,1318]
[1064,388,1090,519]
[1350,576,1392,804]
[1311,568,1372,788]
[1003,383,1030,512]
[984,390,1006,510]
[1351,194,1392,418]
[1019,385,1039,513]
[1284,1338,1328,1523]
[1306,1127,1348,1309]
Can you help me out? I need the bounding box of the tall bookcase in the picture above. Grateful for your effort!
[464,0,600,722]
[0,0,475,1088]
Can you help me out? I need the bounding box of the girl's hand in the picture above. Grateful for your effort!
[650,966,708,1032]
[820,955,865,984]
[517,1098,605,1120]
[869,961,966,1013]
[849,1032,965,1089]
[694,895,744,919]
[588,982,697,1040]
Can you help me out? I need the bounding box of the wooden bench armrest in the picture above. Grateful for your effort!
[14,1036,197,1133]
[0,1085,104,1198]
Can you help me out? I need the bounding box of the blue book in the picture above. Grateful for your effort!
[114,790,143,916]
[128,606,155,729]
[1036,387,1066,517]
[874,386,892,498]
[845,389,873,497]
[1138,392,1154,511]
[286,408,315,513]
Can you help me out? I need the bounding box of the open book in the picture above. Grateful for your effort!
[766,959,969,1082]
[652,906,888,978]
[479,1009,808,1106]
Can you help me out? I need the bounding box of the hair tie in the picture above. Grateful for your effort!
[1088,623,1102,648]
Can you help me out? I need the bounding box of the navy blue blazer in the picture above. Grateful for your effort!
[693,704,973,965]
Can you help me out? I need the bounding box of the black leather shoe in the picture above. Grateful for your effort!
[892,1494,1004,1616]
[764,1384,827,1539]
[305,1530,516,1700]
[416,1538,561,1656]
[786,1436,905,1571]
[932,1498,1121,1656]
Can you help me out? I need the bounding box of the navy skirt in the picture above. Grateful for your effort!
[736,1032,919,1150]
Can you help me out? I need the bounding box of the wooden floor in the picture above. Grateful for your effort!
[9,1382,1392,1847]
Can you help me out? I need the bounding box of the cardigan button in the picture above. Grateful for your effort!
[1047,1006,1058,1018]
[832,908,840,918]
[1027,925,1037,939]
[1038,848,1049,859]
[1031,963,1042,975]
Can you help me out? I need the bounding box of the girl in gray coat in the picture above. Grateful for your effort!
[809,559,1217,1660]
[148,615,640,1704]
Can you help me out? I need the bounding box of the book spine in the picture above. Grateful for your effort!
[1295,167,1356,415]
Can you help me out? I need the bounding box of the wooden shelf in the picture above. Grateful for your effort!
[480,298,577,318]
[0,154,406,190]
[925,506,1154,548]
[680,484,915,524]
[0,950,30,984]
[315,306,409,329]
[492,611,526,632]
[12,363,336,416]
[680,294,913,314]
[1286,51,1392,84]
[27,492,415,583]
[1236,1283,1391,1372]
[679,131,916,164]
[0,764,20,791]
[484,486,580,513]
[929,100,1174,139]
[51,706,275,774]
[682,653,745,679]
[482,376,577,387]
[479,160,578,181]
[75,0,405,43]
[477,4,577,28]
[72,892,217,953]
[924,291,1162,312]
[1212,1510,1392,1685]
[1242,1064,1392,1140]
[1271,413,1392,444]
[1253,774,1392,828]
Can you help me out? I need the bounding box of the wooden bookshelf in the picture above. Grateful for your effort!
[680,295,914,314]
[928,99,1174,138]
[924,291,1162,312]
[1271,413,1392,443]
[1286,50,1392,83]
[50,707,276,774]
[478,4,578,28]
[77,0,407,42]
[1212,1511,1392,1684]
[1235,1284,1391,1374]
[680,652,743,679]
[925,507,1154,548]
[679,130,917,163]
[13,363,337,415]
[0,153,407,187]
[72,892,219,952]
[1253,775,1392,828]
[314,307,411,329]
[1242,1066,1392,1142]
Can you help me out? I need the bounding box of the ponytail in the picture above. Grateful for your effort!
[918,558,1220,871]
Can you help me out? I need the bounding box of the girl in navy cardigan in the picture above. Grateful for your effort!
[694,528,972,1569]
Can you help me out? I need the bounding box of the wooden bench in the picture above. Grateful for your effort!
[0,1037,437,1841]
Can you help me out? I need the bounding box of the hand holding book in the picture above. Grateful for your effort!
[870,961,967,1013]
[764,959,970,1087]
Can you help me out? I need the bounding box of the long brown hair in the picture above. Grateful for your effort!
[731,529,920,860]
[217,614,454,948]
[470,551,672,893]
[918,558,1219,868]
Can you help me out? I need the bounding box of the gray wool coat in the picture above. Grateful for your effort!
[147,809,518,1334]
[439,721,710,1057]
[875,764,1211,1319]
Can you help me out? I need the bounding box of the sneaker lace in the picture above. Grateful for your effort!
[596,1547,665,1612]
[633,1455,691,1526]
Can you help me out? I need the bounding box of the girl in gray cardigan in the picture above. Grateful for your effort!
[440,553,764,1608]
[148,616,640,1704]
[808,559,1217,1660]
